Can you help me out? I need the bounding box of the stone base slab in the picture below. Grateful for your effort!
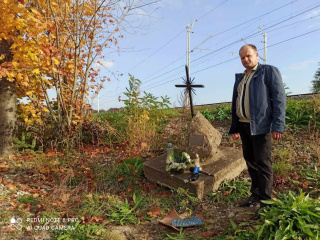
[143,146,246,199]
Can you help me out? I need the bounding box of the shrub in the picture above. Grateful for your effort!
[122,74,171,153]
[257,191,320,239]
[286,99,313,129]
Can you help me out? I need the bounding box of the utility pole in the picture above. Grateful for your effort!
[186,19,197,75]
[259,26,267,64]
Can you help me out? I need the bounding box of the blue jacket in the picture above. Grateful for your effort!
[229,63,286,135]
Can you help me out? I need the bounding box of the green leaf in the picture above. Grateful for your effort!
[257,223,265,239]
[229,218,237,230]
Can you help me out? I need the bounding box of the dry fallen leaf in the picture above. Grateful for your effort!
[10,201,18,207]
[0,164,10,170]
[118,176,126,182]
[61,193,70,202]
[141,142,147,148]
[20,184,29,191]
[5,183,17,190]
[202,230,220,237]
[87,193,93,199]
[147,207,161,218]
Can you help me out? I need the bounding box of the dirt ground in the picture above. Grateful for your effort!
[1,119,318,239]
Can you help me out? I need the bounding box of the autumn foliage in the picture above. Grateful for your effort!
[0,0,147,148]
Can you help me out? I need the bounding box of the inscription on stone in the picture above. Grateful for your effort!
[189,135,204,147]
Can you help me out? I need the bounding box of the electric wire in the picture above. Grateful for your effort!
[193,27,320,74]
[102,0,229,100]
[189,3,320,66]
[138,0,301,86]
[127,29,185,72]
[99,1,316,104]
[208,0,298,38]
[127,0,229,74]
[197,0,229,21]
[191,14,320,71]
[103,8,319,102]
[130,0,161,10]
[142,27,320,92]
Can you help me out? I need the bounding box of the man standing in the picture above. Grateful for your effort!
[229,44,286,219]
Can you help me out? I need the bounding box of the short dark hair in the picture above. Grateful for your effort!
[239,44,257,54]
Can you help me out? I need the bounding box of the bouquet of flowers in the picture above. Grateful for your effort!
[165,150,191,173]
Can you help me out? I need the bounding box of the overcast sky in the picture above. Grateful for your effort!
[92,0,320,110]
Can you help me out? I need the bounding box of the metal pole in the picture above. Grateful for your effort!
[186,24,191,76]
[186,20,197,75]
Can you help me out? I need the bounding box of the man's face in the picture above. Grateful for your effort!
[239,46,258,70]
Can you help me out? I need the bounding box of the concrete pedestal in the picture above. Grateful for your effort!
[143,147,246,199]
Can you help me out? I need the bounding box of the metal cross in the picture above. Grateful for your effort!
[175,65,204,118]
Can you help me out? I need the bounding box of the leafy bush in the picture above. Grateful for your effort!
[12,132,39,153]
[219,191,320,240]
[257,191,320,239]
[122,74,171,153]
[286,99,313,129]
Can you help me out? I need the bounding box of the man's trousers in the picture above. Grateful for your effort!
[238,122,273,201]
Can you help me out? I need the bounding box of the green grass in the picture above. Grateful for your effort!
[18,195,35,204]
[199,104,231,122]
[94,157,144,193]
[208,178,251,203]
[273,160,294,176]
[52,222,114,240]
[164,228,198,240]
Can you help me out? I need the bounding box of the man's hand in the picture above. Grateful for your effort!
[232,133,241,141]
[272,132,283,140]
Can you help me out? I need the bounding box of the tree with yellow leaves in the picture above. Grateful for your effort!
[0,0,158,156]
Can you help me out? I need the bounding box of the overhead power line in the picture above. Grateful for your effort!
[211,0,298,38]
[143,27,320,91]
[130,0,160,10]
[102,0,315,102]
[104,1,319,100]
[128,29,185,72]
[190,2,320,65]
[128,0,229,74]
[267,28,320,49]
[197,0,229,21]
[190,13,320,70]
[139,0,300,86]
